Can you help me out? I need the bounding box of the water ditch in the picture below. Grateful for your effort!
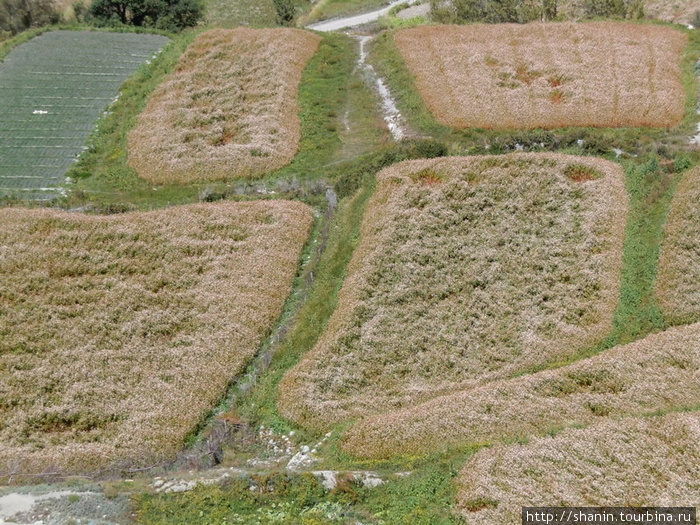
[350,34,407,141]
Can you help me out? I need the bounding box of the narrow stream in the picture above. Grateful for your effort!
[351,34,407,141]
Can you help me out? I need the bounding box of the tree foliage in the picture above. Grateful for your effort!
[89,0,203,31]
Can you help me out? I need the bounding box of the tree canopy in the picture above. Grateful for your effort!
[89,0,203,31]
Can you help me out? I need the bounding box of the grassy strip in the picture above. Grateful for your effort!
[272,33,356,180]
[610,157,680,342]
[369,24,699,157]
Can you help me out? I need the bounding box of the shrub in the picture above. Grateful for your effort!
[273,0,295,24]
[88,0,203,30]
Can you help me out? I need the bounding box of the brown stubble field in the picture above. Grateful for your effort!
[343,323,700,458]
[656,166,700,325]
[0,201,312,479]
[128,28,320,184]
[394,22,687,130]
[457,411,700,523]
[278,154,628,431]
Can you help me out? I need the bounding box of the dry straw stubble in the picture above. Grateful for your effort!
[394,22,687,130]
[128,28,321,184]
[278,154,628,430]
[0,201,313,478]
[343,323,700,458]
[656,166,700,325]
[457,411,700,524]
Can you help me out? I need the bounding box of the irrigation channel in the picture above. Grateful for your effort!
[0,8,419,523]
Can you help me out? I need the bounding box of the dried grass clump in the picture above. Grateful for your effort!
[394,23,687,130]
[343,323,700,458]
[656,166,700,325]
[278,154,627,430]
[457,411,700,523]
[128,28,320,184]
[0,201,312,478]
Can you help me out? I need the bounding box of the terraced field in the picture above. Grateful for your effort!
[279,154,628,430]
[344,323,700,458]
[393,23,687,130]
[0,31,169,198]
[457,411,700,523]
[0,202,312,479]
[128,28,321,184]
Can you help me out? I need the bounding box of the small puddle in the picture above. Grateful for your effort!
[352,34,406,141]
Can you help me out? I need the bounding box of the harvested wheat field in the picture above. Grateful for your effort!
[128,28,320,184]
[457,411,700,524]
[344,323,700,458]
[394,23,687,130]
[278,154,627,430]
[656,166,700,325]
[0,202,312,479]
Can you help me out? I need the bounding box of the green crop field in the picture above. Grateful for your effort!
[0,30,168,199]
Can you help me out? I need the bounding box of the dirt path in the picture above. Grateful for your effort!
[306,0,421,32]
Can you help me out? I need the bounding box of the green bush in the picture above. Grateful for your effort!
[273,0,295,24]
[89,0,203,30]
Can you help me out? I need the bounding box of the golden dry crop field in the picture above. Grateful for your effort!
[0,201,312,478]
[343,322,700,458]
[656,166,700,325]
[457,411,700,523]
[128,28,320,184]
[278,154,628,431]
[394,22,687,130]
